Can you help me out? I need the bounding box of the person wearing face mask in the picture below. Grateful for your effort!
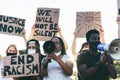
[6,44,18,56]
[18,39,44,80]
[77,29,117,80]
[0,44,18,80]
[41,36,73,80]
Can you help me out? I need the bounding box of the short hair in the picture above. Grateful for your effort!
[86,29,99,42]
[26,39,41,54]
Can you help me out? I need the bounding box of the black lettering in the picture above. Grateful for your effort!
[36,17,53,23]
[48,31,57,37]
[26,65,31,75]
[18,19,25,27]
[54,23,58,30]
[0,15,3,21]
[44,17,53,23]
[22,64,25,74]
[27,55,34,64]
[18,55,24,64]
[37,9,51,16]
[33,30,39,36]
[3,16,8,22]
[11,66,17,75]
[16,66,21,75]
[35,24,39,28]
[9,17,14,24]
[0,24,7,32]
[13,18,18,24]
[37,9,46,16]
[4,66,11,76]
[8,17,25,27]
[35,24,48,29]
[41,30,48,36]
[33,30,57,37]
[39,24,45,29]
[15,27,23,34]
[45,10,51,16]
[49,23,57,30]
[8,26,14,33]
[32,64,39,74]
[11,56,17,65]
[36,17,44,22]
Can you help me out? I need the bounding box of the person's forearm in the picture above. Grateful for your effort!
[41,68,48,76]
[23,35,27,44]
[56,59,73,75]
[41,63,48,76]
[79,62,101,79]
[106,64,117,79]
[71,38,77,60]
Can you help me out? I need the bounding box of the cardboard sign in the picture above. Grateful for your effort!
[75,12,102,38]
[0,15,25,36]
[3,54,39,78]
[33,7,60,41]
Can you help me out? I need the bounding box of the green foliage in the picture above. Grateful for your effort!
[114,60,120,78]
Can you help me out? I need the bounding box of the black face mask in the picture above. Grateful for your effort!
[7,53,17,56]
[89,41,101,50]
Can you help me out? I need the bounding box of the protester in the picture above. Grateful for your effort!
[72,26,104,60]
[0,44,18,80]
[41,36,73,80]
[18,39,44,80]
[77,29,117,80]
[6,44,18,56]
[71,31,89,80]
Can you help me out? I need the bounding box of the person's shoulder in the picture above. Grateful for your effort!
[78,51,89,56]
[77,51,89,59]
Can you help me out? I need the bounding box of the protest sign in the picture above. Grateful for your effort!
[75,12,102,37]
[32,7,60,41]
[0,15,25,36]
[3,54,39,78]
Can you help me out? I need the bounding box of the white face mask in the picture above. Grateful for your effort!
[28,49,36,54]
[55,51,61,56]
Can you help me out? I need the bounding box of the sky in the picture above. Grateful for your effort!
[0,0,119,57]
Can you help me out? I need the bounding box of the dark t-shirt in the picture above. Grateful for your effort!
[77,51,109,80]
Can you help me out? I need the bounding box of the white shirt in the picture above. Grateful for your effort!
[43,55,72,80]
